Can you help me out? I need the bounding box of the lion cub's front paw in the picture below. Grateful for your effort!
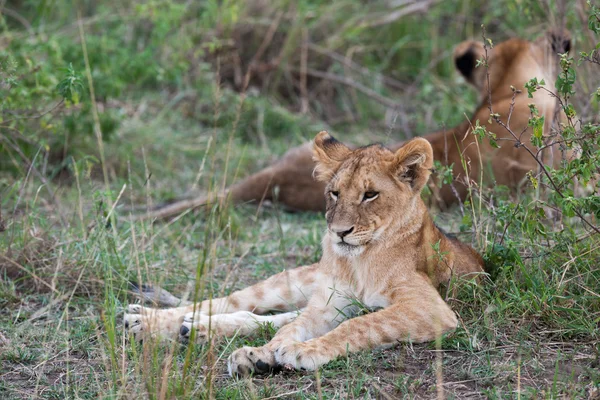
[179,312,209,344]
[123,304,152,341]
[274,343,330,371]
[227,346,280,377]
[123,304,182,342]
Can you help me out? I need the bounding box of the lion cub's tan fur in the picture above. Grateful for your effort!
[138,30,570,220]
[125,131,484,375]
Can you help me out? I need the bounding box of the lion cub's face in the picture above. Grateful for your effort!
[312,131,433,258]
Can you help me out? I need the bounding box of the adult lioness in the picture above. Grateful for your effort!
[137,30,570,220]
[124,131,485,375]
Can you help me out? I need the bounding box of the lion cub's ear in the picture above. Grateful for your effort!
[312,131,352,182]
[454,40,486,91]
[392,137,434,192]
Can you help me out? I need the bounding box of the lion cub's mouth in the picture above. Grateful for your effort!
[332,240,366,257]
[336,241,359,249]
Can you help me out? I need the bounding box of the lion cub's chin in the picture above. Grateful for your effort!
[333,242,366,258]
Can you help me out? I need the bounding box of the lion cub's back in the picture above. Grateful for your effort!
[444,233,485,280]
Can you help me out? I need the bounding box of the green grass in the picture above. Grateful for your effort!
[1,0,600,398]
[1,110,598,398]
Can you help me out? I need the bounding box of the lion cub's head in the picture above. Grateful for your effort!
[312,131,433,258]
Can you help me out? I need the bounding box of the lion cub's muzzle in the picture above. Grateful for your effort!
[328,224,374,257]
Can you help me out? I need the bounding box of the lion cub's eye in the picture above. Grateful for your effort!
[330,191,339,201]
[362,191,379,202]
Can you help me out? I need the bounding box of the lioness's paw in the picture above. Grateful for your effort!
[179,312,209,344]
[274,343,330,371]
[227,346,280,377]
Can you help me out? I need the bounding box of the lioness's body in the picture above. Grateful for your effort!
[426,32,568,202]
[139,30,570,219]
[125,132,484,375]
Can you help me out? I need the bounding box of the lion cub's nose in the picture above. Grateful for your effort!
[333,226,354,239]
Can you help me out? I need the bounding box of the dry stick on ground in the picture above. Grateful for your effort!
[480,26,600,236]
[0,254,59,293]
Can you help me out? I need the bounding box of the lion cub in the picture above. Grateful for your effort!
[124,131,484,375]
[226,131,484,375]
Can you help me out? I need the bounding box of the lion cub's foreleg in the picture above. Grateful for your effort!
[228,274,458,375]
[179,310,300,344]
[227,281,353,375]
[124,263,321,341]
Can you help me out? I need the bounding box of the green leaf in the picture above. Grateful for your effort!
[56,63,84,104]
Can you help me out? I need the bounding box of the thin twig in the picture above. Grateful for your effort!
[358,0,433,28]
[0,7,34,34]
[0,100,64,125]
[307,42,407,91]
[288,67,399,109]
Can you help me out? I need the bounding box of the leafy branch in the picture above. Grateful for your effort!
[478,24,600,235]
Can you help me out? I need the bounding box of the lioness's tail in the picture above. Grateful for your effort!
[132,166,279,221]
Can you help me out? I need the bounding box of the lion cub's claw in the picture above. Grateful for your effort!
[123,312,145,341]
[127,304,144,314]
[123,304,150,341]
[282,363,295,372]
[178,312,209,344]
